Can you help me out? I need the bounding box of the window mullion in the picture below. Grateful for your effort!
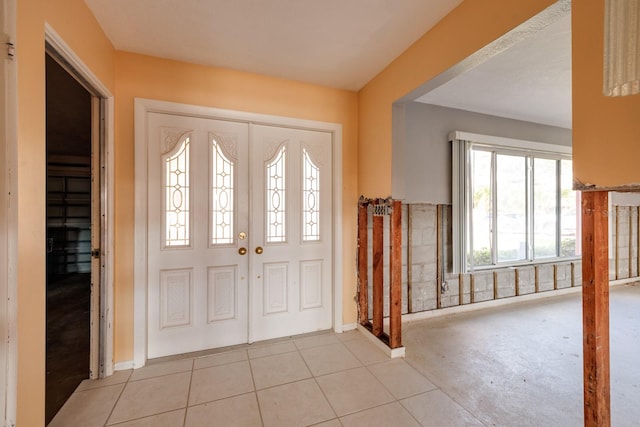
[556,159,562,257]
[491,151,497,266]
[467,144,474,272]
[527,156,533,261]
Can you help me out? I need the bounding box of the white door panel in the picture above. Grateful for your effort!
[250,125,332,342]
[147,113,249,358]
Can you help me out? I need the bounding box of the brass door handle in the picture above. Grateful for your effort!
[255,246,264,255]
[238,247,247,255]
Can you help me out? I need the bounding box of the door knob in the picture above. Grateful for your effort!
[238,247,247,255]
[255,246,264,255]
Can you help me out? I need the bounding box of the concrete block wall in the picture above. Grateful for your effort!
[362,201,640,319]
[407,204,438,312]
[537,264,555,292]
[517,266,536,295]
[611,205,640,281]
[555,263,573,289]
[471,272,494,303]
[496,270,516,299]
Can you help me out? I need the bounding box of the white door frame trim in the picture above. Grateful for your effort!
[2,0,17,423]
[133,98,343,368]
[44,24,116,377]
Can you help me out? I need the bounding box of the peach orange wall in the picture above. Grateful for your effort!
[16,0,114,424]
[572,1,640,189]
[358,0,557,197]
[113,52,359,363]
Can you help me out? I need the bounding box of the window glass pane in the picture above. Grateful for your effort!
[471,150,492,266]
[266,145,286,243]
[164,137,190,247]
[560,159,579,256]
[211,139,234,245]
[303,149,320,241]
[533,158,558,258]
[496,154,527,262]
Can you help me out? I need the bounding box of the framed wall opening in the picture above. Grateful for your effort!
[44,24,115,421]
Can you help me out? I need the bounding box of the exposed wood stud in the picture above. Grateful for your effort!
[534,266,540,293]
[571,262,575,287]
[458,274,463,305]
[515,269,520,296]
[493,271,498,300]
[389,200,402,349]
[357,200,369,325]
[553,265,558,290]
[470,274,475,304]
[372,200,384,337]
[407,204,413,314]
[582,191,611,427]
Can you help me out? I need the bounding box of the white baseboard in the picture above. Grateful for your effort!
[114,361,135,371]
[356,324,405,359]
[341,322,357,332]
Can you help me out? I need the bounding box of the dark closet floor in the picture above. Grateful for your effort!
[46,273,91,425]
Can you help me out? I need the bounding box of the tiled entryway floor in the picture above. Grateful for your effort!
[50,329,480,426]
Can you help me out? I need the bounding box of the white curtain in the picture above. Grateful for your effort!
[604,0,640,96]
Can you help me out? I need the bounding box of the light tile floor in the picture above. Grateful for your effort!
[50,329,479,426]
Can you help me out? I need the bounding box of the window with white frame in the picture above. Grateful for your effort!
[451,132,580,273]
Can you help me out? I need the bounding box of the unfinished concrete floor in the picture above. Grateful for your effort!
[403,283,640,427]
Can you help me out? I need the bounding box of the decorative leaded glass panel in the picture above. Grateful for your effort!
[211,139,235,245]
[303,149,320,241]
[164,137,190,246]
[266,145,286,243]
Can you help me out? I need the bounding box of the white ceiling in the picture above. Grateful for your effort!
[84,0,571,128]
[414,14,572,129]
[84,0,463,91]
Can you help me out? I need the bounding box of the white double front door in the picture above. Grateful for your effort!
[146,113,333,358]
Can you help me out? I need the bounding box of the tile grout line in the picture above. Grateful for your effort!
[181,358,196,427]
[298,346,340,424]
[247,350,266,427]
[101,371,133,426]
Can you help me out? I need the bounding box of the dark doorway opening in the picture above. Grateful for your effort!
[45,53,92,424]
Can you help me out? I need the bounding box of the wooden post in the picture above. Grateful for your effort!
[357,199,369,325]
[372,200,384,337]
[582,191,610,427]
[389,200,402,348]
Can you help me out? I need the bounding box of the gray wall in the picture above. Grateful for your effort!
[392,102,572,204]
